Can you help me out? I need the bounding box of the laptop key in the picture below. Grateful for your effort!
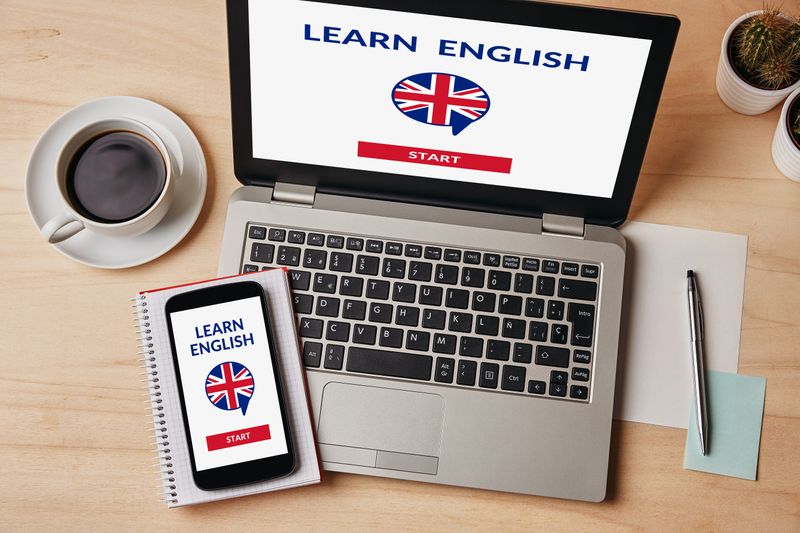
[435,264,459,284]
[460,336,484,357]
[288,230,305,244]
[386,242,403,255]
[487,270,511,291]
[570,385,589,399]
[352,324,377,345]
[501,365,526,392]
[475,315,499,336]
[324,345,344,370]
[404,244,422,257]
[568,303,595,347]
[365,239,383,253]
[339,276,363,297]
[483,253,501,267]
[396,305,420,326]
[326,235,345,248]
[288,270,311,290]
[572,367,590,381]
[542,260,559,273]
[550,370,568,384]
[525,297,545,318]
[356,255,379,276]
[547,300,565,320]
[433,334,457,354]
[313,273,337,293]
[422,309,446,330]
[249,225,267,240]
[293,293,313,314]
[479,362,500,388]
[574,350,592,364]
[561,262,579,276]
[268,228,286,241]
[300,318,323,338]
[329,252,353,272]
[326,321,350,342]
[342,300,366,320]
[549,383,567,397]
[498,294,522,314]
[529,321,547,341]
[251,243,274,263]
[551,323,569,344]
[419,285,443,306]
[303,249,327,269]
[392,282,416,303]
[346,237,364,251]
[558,279,598,301]
[502,318,526,339]
[379,327,404,348]
[535,345,570,367]
[514,273,534,294]
[347,347,433,381]
[303,342,322,368]
[277,246,301,266]
[457,360,477,386]
[503,256,520,269]
[316,296,339,317]
[307,233,325,246]
[409,261,433,282]
[424,246,442,260]
[487,340,510,360]
[464,251,481,264]
[366,280,390,299]
[434,357,455,383]
[243,264,259,273]
[513,343,533,363]
[405,330,430,351]
[461,267,485,288]
[522,258,540,271]
[383,258,406,278]
[369,303,393,323]
[444,249,461,262]
[472,291,496,312]
[446,288,469,309]
[448,312,473,333]
[581,264,599,278]
[536,276,555,296]
[528,380,546,394]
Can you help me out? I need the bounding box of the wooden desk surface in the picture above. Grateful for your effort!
[2,0,798,530]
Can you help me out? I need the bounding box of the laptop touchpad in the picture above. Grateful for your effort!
[317,382,444,475]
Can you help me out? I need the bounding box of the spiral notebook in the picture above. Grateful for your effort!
[133,268,321,507]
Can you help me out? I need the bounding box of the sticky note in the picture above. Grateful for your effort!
[683,370,766,480]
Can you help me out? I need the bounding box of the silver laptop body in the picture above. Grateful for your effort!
[219,0,678,501]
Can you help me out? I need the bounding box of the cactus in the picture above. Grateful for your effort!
[756,49,800,89]
[736,8,789,70]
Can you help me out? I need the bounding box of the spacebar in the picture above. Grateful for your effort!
[346,347,433,381]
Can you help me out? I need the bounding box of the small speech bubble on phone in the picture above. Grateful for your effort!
[392,72,491,136]
[205,361,254,416]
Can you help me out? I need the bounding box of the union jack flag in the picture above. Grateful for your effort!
[392,72,490,135]
[205,361,254,415]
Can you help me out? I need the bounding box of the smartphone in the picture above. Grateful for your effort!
[165,281,295,490]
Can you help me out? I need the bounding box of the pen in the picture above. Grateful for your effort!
[687,270,708,455]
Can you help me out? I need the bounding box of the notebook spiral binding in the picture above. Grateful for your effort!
[133,294,178,505]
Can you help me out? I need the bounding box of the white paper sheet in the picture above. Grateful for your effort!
[614,222,747,429]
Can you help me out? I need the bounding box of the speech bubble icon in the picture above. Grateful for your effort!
[392,72,491,136]
[205,361,254,416]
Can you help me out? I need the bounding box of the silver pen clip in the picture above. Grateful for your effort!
[697,285,704,341]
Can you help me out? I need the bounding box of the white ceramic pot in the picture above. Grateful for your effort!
[772,87,800,181]
[716,11,800,115]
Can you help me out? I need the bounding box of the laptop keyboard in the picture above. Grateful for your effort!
[241,224,599,402]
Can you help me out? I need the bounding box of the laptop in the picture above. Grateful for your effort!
[219,0,679,502]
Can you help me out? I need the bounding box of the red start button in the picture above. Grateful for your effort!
[206,424,271,451]
[358,141,512,174]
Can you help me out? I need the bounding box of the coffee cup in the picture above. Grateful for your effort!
[41,117,175,244]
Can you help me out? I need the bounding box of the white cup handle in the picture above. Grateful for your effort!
[41,212,85,244]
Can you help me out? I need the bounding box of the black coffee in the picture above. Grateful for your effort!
[67,131,166,223]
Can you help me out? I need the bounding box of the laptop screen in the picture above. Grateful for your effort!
[248,0,652,199]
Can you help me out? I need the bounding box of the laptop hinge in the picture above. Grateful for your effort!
[541,213,585,239]
[270,182,316,207]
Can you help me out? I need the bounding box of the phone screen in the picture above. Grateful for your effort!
[168,295,288,472]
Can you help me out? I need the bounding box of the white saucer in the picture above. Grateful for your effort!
[25,96,207,269]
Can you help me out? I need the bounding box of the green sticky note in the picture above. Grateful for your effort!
[683,370,766,480]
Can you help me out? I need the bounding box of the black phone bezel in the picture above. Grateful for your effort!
[164,280,295,490]
[226,0,679,227]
